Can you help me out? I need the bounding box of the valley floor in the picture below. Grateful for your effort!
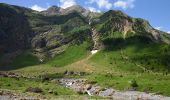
[1,52,170,99]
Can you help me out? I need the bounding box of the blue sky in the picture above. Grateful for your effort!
[0,0,170,33]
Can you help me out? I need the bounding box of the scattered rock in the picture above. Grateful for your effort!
[64,71,87,76]
[48,90,53,94]
[0,91,3,95]
[0,89,44,100]
[99,89,115,97]
[0,72,20,78]
[51,79,59,84]
[85,84,92,90]
[58,78,170,100]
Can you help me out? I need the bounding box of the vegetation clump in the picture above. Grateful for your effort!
[25,87,43,93]
[130,79,138,88]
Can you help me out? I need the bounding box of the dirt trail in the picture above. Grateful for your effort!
[64,53,95,72]
[120,49,154,73]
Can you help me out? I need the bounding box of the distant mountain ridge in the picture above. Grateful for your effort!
[41,5,102,19]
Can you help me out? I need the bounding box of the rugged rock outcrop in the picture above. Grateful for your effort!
[91,10,170,48]
[41,6,63,16]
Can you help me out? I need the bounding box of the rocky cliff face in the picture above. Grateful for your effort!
[91,10,170,49]
[41,6,63,16]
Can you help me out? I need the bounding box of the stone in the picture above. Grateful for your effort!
[85,84,92,90]
[51,79,59,84]
[48,90,53,94]
[0,91,3,95]
[99,89,115,97]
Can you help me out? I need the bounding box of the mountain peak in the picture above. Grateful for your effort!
[42,5,63,15]
[66,5,85,9]
[64,5,86,14]
[48,5,60,10]
[104,10,129,18]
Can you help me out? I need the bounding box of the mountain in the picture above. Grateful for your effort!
[41,5,87,16]
[0,3,170,72]
[41,5,102,19]
[41,6,63,16]
[1,3,170,98]
[91,10,170,49]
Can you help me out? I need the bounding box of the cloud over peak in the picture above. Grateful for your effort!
[31,0,136,12]
[31,5,46,11]
[114,0,135,9]
[59,0,77,9]
[88,7,101,12]
[88,0,112,9]
[155,26,162,30]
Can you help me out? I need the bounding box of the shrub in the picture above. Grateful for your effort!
[54,91,58,95]
[130,79,138,88]
[25,87,43,93]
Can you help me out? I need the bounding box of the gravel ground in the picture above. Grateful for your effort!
[58,78,170,100]
[0,89,46,100]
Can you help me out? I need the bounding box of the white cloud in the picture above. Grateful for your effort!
[31,5,46,12]
[88,0,112,9]
[59,0,76,9]
[167,31,170,34]
[88,7,101,12]
[114,0,135,9]
[155,26,162,30]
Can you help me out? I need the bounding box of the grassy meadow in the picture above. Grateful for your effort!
[1,39,170,97]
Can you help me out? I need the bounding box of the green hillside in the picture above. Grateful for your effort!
[91,35,170,72]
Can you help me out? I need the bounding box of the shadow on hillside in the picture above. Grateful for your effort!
[131,53,170,72]
[102,35,170,72]
[103,35,154,52]
[0,4,34,53]
[0,5,40,71]
[0,49,40,71]
[0,63,39,71]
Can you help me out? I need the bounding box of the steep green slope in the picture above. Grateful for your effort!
[90,34,170,72]
[48,41,91,67]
